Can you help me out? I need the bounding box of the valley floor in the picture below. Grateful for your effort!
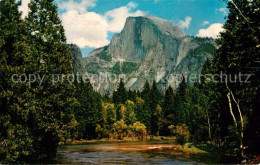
[56,137,240,164]
[60,136,221,155]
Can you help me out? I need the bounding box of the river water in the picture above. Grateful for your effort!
[56,142,238,164]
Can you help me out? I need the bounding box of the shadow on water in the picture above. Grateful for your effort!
[55,143,239,164]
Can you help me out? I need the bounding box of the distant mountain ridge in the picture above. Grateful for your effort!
[70,15,216,94]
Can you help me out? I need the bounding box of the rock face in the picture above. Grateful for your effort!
[71,16,216,94]
[69,44,85,74]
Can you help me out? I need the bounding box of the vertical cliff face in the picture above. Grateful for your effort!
[71,16,216,94]
[69,44,85,74]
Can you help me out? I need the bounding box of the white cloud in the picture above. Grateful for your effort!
[18,0,145,48]
[216,7,228,15]
[196,23,224,38]
[58,0,96,14]
[127,1,138,8]
[60,1,145,48]
[19,0,30,18]
[202,21,209,26]
[61,10,109,48]
[105,2,145,32]
[178,16,192,29]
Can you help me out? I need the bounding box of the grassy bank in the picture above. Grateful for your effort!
[59,136,209,154]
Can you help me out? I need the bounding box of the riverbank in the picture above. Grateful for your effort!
[59,137,214,155]
[56,139,239,164]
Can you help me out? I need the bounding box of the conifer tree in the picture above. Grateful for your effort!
[149,80,162,135]
[163,86,175,122]
[141,80,151,103]
[135,97,151,130]
[162,86,176,135]
[212,0,260,156]
[125,100,137,125]
[178,75,187,101]
[113,79,127,104]
[176,76,188,124]
[24,0,76,161]
[154,104,163,136]
[0,0,34,162]
[73,81,102,139]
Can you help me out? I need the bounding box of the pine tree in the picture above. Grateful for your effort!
[149,80,162,135]
[113,79,127,104]
[116,104,126,121]
[125,100,137,125]
[24,0,76,162]
[73,81,102,139]
[162,86,176,135]
[0,0,34,162]
[154,104,163,136]
[178,75,187,101]
[135,97,151,130]
[176,76,188,124]
[212,0,260,156]
[141,80,150,103]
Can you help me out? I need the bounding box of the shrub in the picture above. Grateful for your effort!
[168,124,190,146]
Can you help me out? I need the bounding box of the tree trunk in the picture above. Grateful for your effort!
[227,92,239,132]
[206,109,212,140]
[226,80,244,158]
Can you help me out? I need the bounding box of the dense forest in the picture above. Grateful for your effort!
[0,0,259,163]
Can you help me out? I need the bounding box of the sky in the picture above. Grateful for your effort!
[19,0,229,57]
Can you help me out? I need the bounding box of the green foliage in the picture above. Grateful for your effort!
[162,86,176,135]
[96,47,112,62]
[135,97,151,130]
[125,100,137,125]
[102,102,116,127]
[112,61,138,74]
[73,81,102,139]
[112,120,128,140]
[95,124,103,139]
[113,79,127,104]
[129,122,147,141]
[211,0,260,155]
[187,42,215,58]
[0,0,76,162]
[0,0,35,162]
[149,81,163,135]
[154,104,164,136]
[116,104,126,121]
[169,124,190,146]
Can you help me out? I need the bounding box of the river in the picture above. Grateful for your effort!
[56,142,238,164]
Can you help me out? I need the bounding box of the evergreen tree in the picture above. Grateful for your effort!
[162,86,175,135]
[212,0,260,156]
[116,104,126,121]
[24,0,76,162]
[127,90,137,102]
[141,80,150,103]
[154,104,164,136]
[113,79,127,104]
[0,0,34,162]
[149,80,162,135]
[135,97,151,130]
[125,100,137,125]
[73,81,102,139]
[176,76,188,124]
[178,75,187,101]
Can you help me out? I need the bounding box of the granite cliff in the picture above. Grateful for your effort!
[70,16,216,94]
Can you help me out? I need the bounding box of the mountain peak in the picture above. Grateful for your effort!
[72,15,216,94]
[125,15,186,38]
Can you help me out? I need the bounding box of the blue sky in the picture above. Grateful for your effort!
[20,0,229,57]
[90,0,228,35]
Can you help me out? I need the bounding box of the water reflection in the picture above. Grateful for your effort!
[56,143,238,164]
